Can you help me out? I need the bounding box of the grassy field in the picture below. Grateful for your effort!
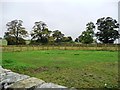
[2,50,118,88]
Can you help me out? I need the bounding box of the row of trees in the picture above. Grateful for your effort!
[4,20,72,45]
[75,17,120,44]
[4,17,120,45]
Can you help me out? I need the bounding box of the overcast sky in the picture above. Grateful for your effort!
[0,0,119,40]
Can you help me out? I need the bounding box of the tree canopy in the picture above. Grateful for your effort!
[30,21,52,44]
[52,30,64,43]
[96,17,120,44]
[4,20,28,45]
[4,17,120,45]
[79,22,95,44]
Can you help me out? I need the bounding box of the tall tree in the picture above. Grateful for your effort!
[31,21,51,44]
[52,30,64,43]
[96,17,120,43]
[4,20,28,45]
[79,22,95,44]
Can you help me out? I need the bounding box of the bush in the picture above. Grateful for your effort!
[5,36,26,45]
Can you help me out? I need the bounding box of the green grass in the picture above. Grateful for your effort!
[2,50,118,88]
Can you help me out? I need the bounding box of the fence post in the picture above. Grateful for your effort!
[58,45,60,50]
[46,45,48,50]
[86,44,88,50]
[72,44,73,50]
[27,45,29,51]
[19,45,22,51]
[115,44,118,51]
[64,44,66,50]
[79,44,80,50]
[96,44,97,50]
[37,45,39,50]
[52,45,54,50]
[104,44,107,50]
[12,46,14,52]
[32,45,34,50]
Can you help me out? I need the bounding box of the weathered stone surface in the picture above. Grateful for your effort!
[37,83,67,88]
[0,67,68,89]
[8,77,45,89]
[0,66,29,89]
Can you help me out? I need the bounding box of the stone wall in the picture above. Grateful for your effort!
[0,66,70,90]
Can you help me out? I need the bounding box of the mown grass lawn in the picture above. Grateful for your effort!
[2,50,118,88]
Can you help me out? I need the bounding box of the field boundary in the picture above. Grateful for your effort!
[1,44,120,52]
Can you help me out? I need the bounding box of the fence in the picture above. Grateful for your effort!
[1,44,120,52]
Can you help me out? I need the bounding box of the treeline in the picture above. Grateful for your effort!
[4,17,120,45]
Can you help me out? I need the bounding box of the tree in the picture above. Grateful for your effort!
[67,36,73,42]
[40,28,52,43]
[31,21,51,44]
[96,17,120,44]
[79,22,95,44]
[52,30,64,43]
[5,36,26,45]
[48,36,55,45]
[4,20,28,45]
[62,36,73,42]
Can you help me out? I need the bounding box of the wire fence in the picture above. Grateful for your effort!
[1,44,120,52]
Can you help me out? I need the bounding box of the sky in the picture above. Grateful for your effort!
[0,0,119,40]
